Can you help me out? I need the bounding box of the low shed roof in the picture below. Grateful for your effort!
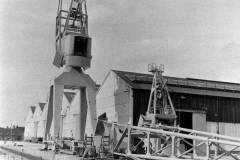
[112,70,240,98]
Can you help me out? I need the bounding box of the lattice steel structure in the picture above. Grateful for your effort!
[139,63,176,126]
[53,0,91,70]
[101,121,240,160]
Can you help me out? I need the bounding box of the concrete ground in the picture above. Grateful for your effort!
[1,141,238,160]
[0,141,80,160]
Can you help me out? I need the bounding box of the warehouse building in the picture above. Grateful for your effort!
[41,85,97,141]
[24,69,240,141]
[60,88,97,140]
[24,85,98,141]
[24,102,47,141]
[24,106,36,140]
[97,70,240,138]
[34,102,47,140]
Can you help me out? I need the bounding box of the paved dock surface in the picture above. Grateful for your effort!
[2,141,239,160]
[0,141,79,160]
[0,147,30,160]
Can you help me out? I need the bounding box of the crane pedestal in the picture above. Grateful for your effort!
[52,68,97,141]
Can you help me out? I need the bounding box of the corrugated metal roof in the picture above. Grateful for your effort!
[112,70,240,93]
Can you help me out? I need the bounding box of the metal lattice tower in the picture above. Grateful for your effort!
[146,63,177,126]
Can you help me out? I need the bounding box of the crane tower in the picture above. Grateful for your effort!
[147,63,176,126]
[51,0,96,141]
[139,63,177,127]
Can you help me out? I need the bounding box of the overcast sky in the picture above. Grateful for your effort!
[0,0,240,127]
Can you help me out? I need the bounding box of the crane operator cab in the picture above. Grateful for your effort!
[54,0,91,71]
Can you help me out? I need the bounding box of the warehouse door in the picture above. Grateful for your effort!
[176,111,193,151]
[192,112,207,131]
[192,112,207,156]
[176,111,192,129]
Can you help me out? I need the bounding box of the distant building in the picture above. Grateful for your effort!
[0,126,24,141]
[34,102,47,140]
[24,102,47,141]
[96,70,240,138]
[24,106,36,140]
[24,86,97,141]
[12,126,25,140]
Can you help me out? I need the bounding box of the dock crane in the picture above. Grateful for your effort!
[139,63,177,127]
[50,0,97,148]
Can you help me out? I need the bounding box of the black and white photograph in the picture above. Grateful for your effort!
[1,0,240,159]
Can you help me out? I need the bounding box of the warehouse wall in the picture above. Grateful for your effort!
[114,74,132,125]
[96,71,133,125]
[37,108,47,138]
[207,122,240,138]
[33,105,41,138]
[24,122,34,139]
[24,111,34,139]
[29,103,47,139]
[171,93,240,123]
[37,120,46,138]
[192,112,207,131]
[59,86,96,139]
[24,107,36,140]
[62,90,79,139]
[97,72,117,122]
[132,89,240,132]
